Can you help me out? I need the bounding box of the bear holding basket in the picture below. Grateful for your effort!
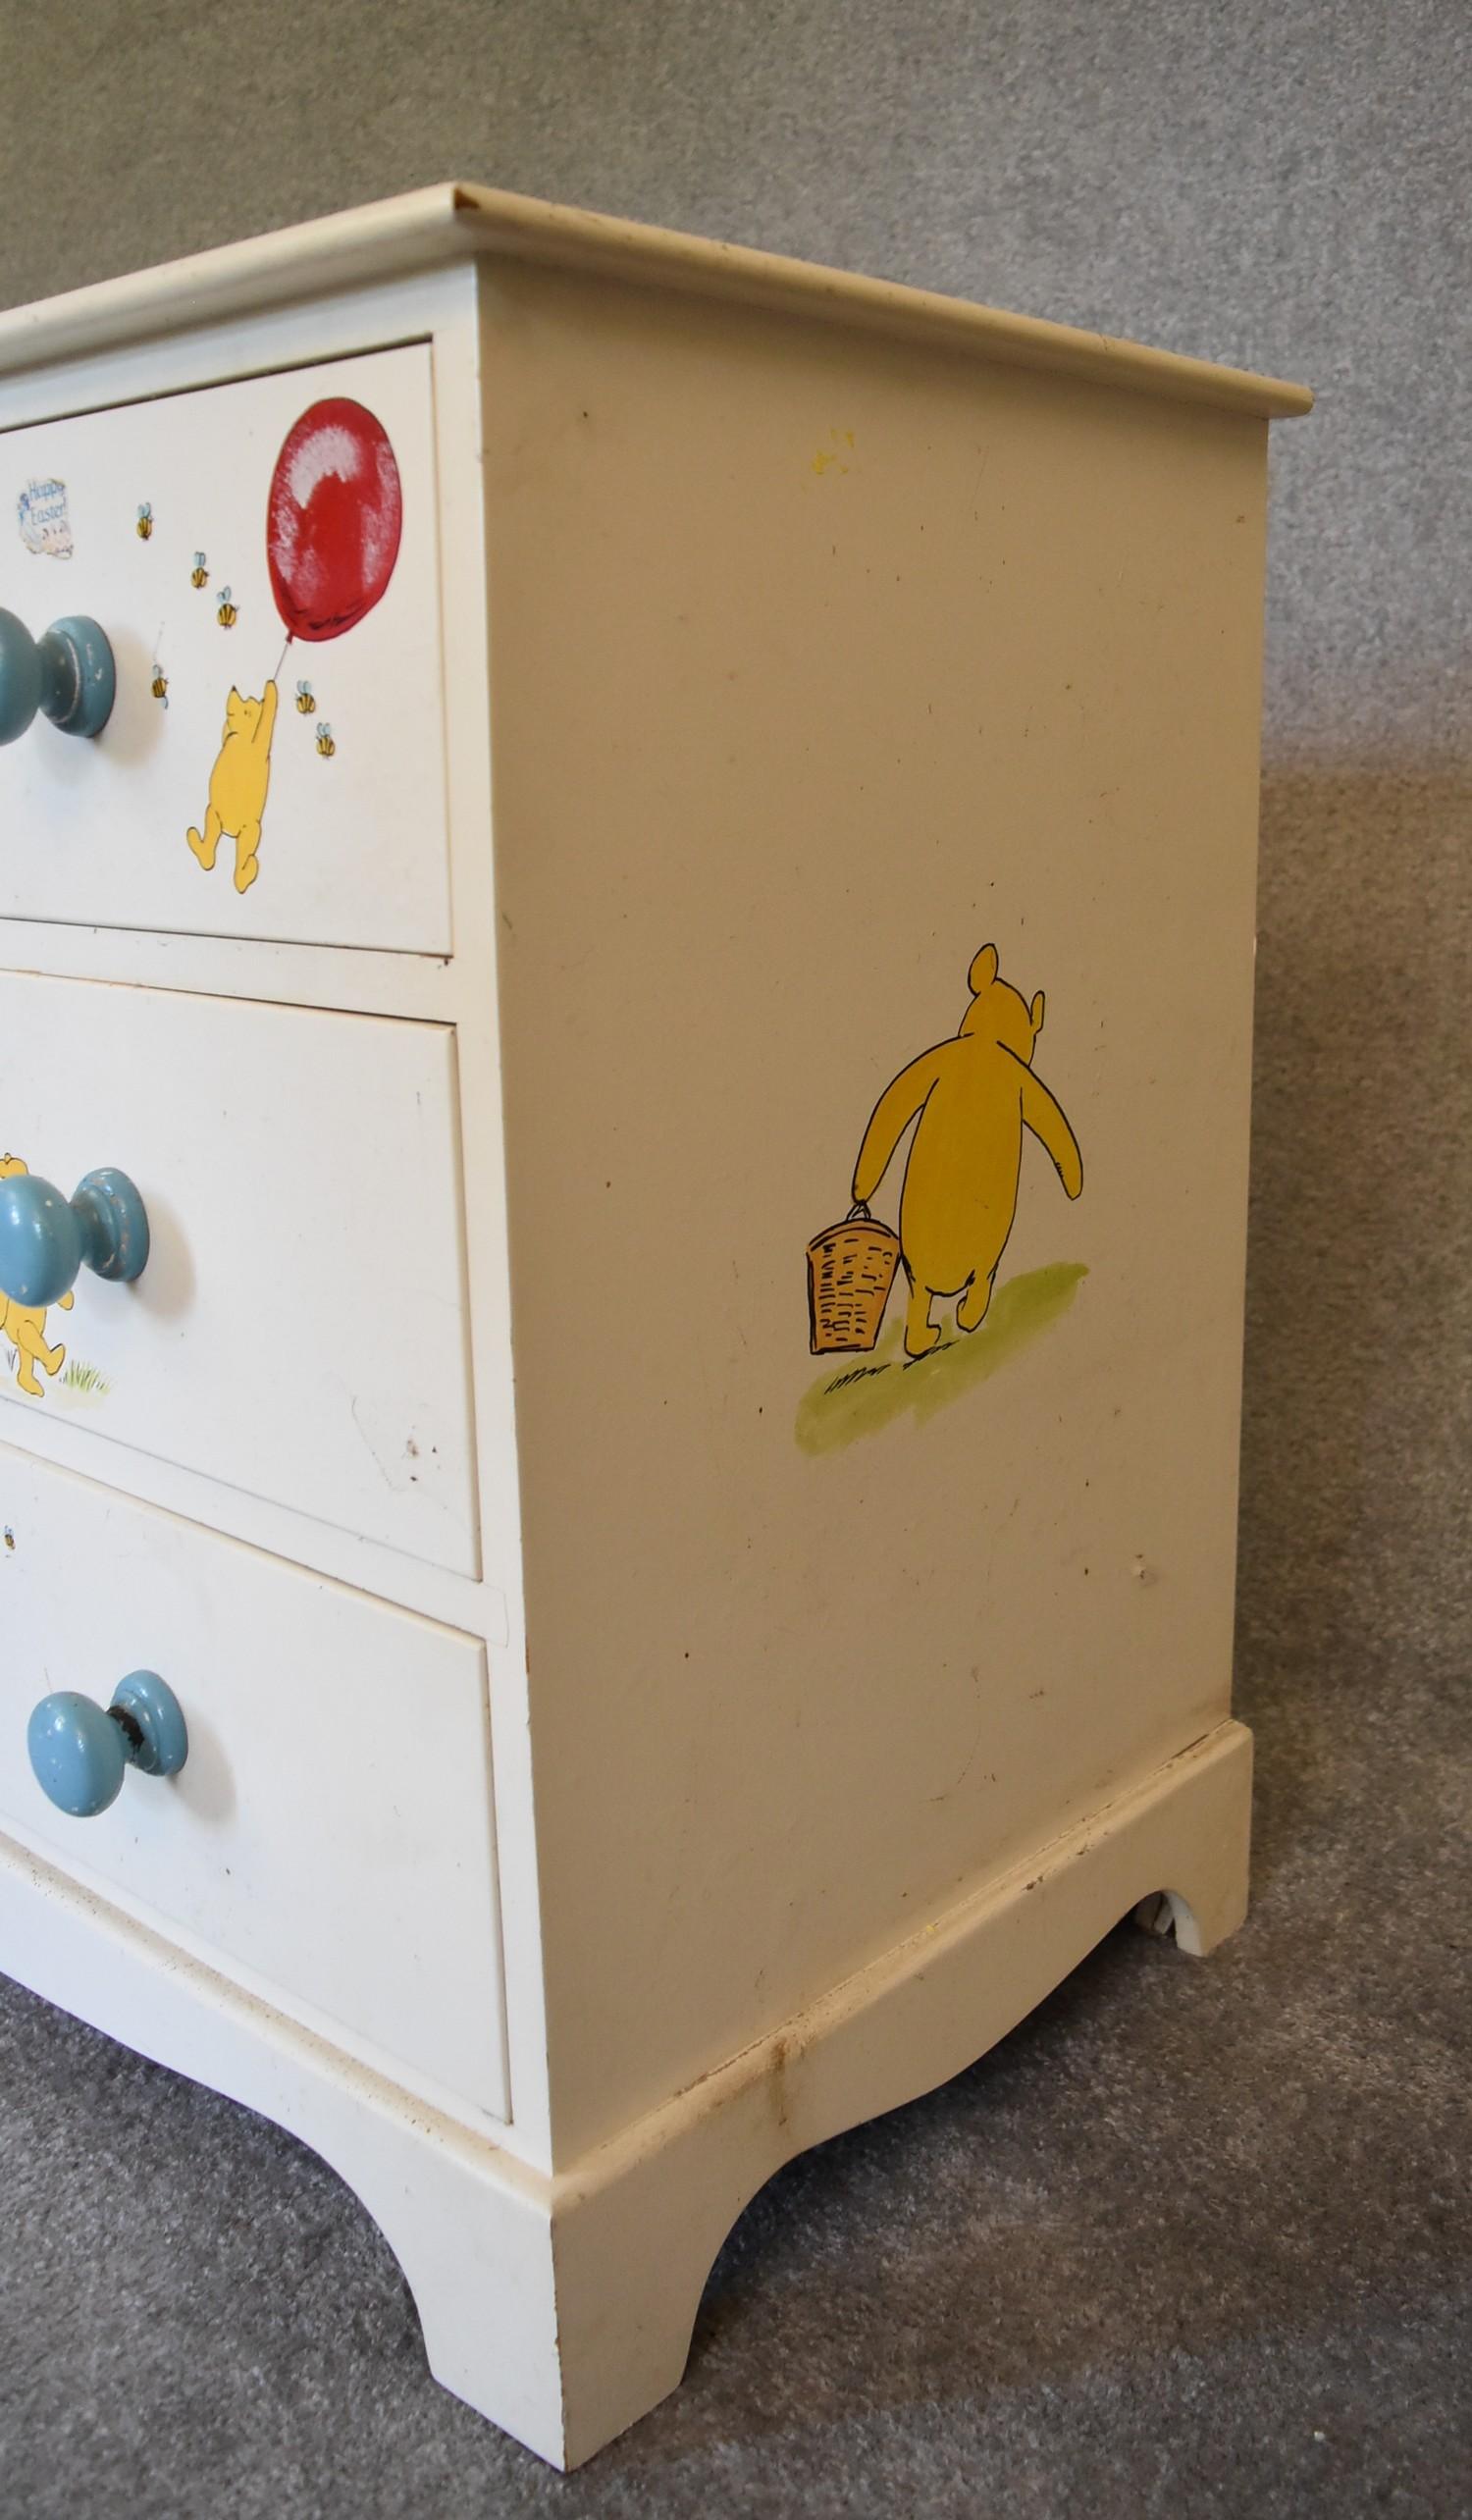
[808,945,1083,1361]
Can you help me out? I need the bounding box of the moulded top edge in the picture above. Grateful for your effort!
[0,181,1315,422]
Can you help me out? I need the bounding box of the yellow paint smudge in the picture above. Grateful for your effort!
[810,427,856,478]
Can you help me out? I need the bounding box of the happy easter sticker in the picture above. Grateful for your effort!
[17,477,73,558]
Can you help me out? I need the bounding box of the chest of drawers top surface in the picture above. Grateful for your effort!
[0,182,1313,413]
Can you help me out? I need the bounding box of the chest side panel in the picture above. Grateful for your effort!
[481,267,1272,2158]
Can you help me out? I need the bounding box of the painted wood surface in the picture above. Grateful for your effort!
[0,191,1310,2468]
[0,1445,508,2122]
[478,262,1272,2162]
[0,345,450,952]
[0,971,480,1575]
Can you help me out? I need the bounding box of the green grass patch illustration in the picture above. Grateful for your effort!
[796,1261,1087,1455]
[60,1358,112,1399]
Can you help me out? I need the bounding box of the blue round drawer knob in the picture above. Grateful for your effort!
[0,1165,150,1308]
[27,1671,188,1818]
[0,609,116,743]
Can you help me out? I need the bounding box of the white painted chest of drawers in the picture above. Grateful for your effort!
[0,186,1309,2468]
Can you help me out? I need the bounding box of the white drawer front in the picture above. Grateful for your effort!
[0,971,480,1577]
[0,344,450,953]
[0,1450,507,2121]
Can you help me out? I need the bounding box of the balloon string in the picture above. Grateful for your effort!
[272,637,289,684]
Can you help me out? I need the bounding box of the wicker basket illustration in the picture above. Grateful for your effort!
[807,1202,902,1354]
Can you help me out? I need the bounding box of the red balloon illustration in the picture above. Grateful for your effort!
[266,398,403,643]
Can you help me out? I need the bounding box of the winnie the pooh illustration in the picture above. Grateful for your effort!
[0,1155,73,1398]
[852,944,1083,1359]
[186,680,279,895]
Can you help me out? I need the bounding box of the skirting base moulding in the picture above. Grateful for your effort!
[2,1728,1250,2468]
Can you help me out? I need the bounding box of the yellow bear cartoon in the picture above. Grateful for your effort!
[186,679,279,895]
[853,944,1083,1360]
[0,1156,73,1399]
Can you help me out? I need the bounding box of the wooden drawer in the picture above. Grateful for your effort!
[0,971,481,1576]
[0,344,451,952]
[0,1448,507,2120]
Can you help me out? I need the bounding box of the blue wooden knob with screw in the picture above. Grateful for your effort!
[0,608,116,743]
[0,1166,149,1307]
[27,1672,188,1817]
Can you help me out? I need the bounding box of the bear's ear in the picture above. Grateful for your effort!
[1029,990,1046,1033]
[968,943,1000,994]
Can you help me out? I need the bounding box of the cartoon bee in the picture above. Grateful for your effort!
[151,664,169,709]
[136,502,154,541]
[315,722,336,759]
[191,551,209,589]
[295,677,316,715]
[216,587,238,628]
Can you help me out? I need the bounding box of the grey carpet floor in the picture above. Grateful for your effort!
[1,2,1468,2512]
